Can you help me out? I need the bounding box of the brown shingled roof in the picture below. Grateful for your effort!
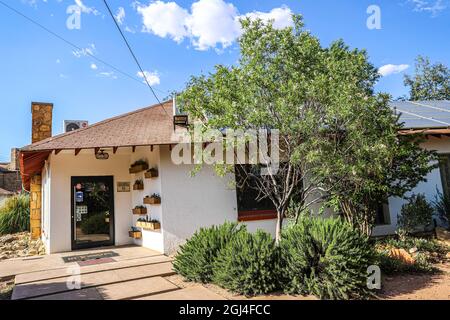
[22,100,175,152]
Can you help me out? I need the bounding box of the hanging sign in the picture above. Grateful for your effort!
[75,191,84,202]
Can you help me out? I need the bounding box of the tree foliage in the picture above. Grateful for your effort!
[404,56,450,101]
[179,15,434,237]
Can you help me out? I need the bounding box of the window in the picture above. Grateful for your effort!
[375,202,390,225]
[235,165,277,221]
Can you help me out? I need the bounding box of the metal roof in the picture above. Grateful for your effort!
[389,100,450,129]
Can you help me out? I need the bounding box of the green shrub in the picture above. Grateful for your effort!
[433,189,450,226]
[0,193,30,235]
[80,213,109,235]
[279,216,375,300]
[397,194,434,236]
[375,251,435,274]
[212,230,279,296]
[173,222,246,283]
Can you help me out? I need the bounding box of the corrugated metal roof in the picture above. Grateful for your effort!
[389,100,450,129]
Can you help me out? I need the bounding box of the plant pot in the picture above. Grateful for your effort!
[144,197,161,205]
[132,207,147,215]
[129,163,149,174]
[144,169,159,179]
[129,231,142,239]
[133,184,144,191]
[145,222,161,230]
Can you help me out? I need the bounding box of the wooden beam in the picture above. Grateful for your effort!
[150,145,154,152]
[75,149,81,156]
[54,149,62,155]
[169,144,172,151]
[113,147,118,154]
[132,146,136,153]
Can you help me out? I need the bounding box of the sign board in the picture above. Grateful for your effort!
[75,191,84,202]
[117,182,131,192]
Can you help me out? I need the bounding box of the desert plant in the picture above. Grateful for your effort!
[0,193,30,235]
[375,250,435,274]
[397,194,434,236]
[433,189,450,226]
[212,230,279,296]
[173,222,246,283]
[279,216,375,300]
[80,212,109,235]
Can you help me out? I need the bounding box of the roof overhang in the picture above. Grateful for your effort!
[19,150,51,191]
[399,128,450,137]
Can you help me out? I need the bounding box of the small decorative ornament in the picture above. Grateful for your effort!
[95,149,109,160]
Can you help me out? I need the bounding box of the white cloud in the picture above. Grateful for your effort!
[137,70,161,86]
[135,0,294,51]
[378,64,410,77]
[74,0,100,16]
[56,59,61,64]
[72,44,96,58]
[90,63,98,70]
[408,0,447,16]
[244,6,294,30]
[97,71,118,79]
[186,0,241,51]
[137,1,189,43]
[115,7,126,25]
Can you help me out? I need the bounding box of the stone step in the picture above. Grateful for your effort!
[135,286,226,300]
[96,277,179,300]
[12,261,174,300]
[15,255,171,284]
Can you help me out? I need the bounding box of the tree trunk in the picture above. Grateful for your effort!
[275,209,284,245]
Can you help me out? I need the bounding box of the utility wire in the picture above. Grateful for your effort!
[0,0,168,95]
[102,0,170,117]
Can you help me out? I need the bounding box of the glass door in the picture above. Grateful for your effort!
[71,176,115,250]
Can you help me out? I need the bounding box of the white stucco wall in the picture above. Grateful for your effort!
[47,149,133,253]
[373,136,449,236]
[159,145,278,254]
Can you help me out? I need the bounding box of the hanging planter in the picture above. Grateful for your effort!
[144,194,161,205]
[132,206,147,215]
[136,219,161,230]
[133,179,144,190]
[144,168,159,179]
[129,160,149,174]
[129,228,142,239]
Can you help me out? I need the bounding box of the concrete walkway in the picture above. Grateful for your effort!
[1,246,224,300]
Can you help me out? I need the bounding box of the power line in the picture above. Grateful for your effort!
[102,0,170,117]
[0,0,168,96]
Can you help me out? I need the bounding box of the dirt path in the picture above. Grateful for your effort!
[379,262,450,300]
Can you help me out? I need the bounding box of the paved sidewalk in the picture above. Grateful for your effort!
[3,246,225,300]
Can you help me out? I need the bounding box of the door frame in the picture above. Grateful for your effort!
[71,176,115,250]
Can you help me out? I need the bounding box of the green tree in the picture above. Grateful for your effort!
[179,15,434,238]
[404,56,450,100]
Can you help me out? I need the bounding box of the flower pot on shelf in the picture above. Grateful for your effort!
[129,163,149,174]
[129,230,142,239]
[144,196,161,205]
[145,221,161,230]
[132,207,147,215]
[144,168,159,179]
[133,183,144,191]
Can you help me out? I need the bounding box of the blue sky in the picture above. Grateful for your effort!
[0,0,449,162]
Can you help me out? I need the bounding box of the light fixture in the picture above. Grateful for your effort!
[95,149,109,160]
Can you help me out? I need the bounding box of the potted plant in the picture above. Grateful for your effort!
[129,159,149,174]
[146,219,161,230]
[133,179,144,190]
[132,205,147,215]
[144,193,161,205]
[136,217,147,228]
[129,227,142,239]
[144,167,159,179]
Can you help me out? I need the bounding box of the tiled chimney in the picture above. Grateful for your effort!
[31,102,53,143]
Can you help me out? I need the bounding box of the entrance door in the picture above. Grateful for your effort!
[71,176,115,250]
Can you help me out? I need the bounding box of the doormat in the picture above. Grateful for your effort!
[77,257,116,267]
[62,251,119,263]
